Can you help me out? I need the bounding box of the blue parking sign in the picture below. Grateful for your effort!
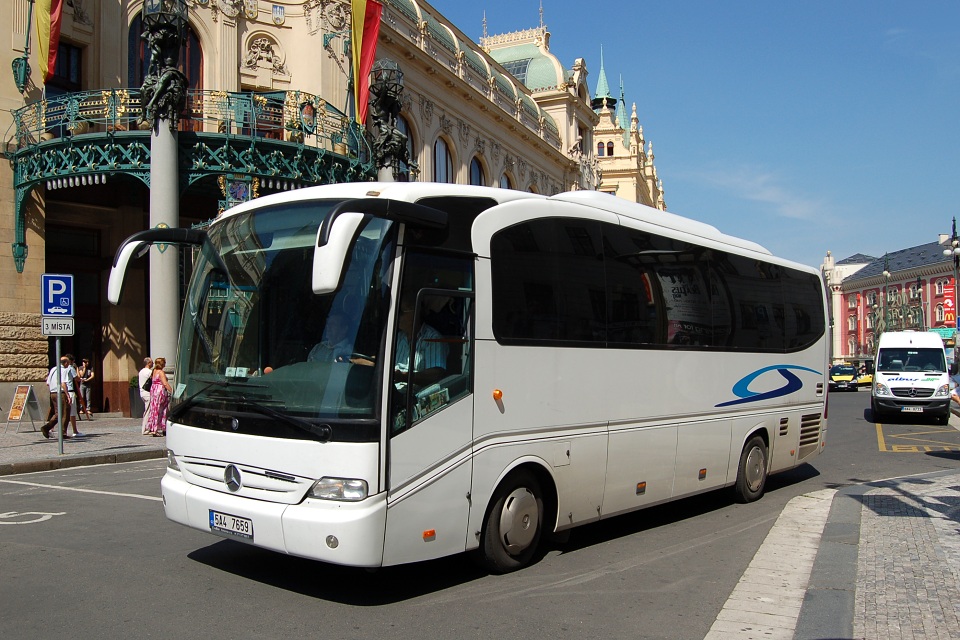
[41,274,74,317]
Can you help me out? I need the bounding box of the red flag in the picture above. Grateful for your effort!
[37,0,64,84]
[352,0,382,123]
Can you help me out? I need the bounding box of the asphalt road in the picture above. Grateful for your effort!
[2,391,957,639]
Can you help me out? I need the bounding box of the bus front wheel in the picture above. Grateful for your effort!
[734,435,768,503]
[479,470,544,573]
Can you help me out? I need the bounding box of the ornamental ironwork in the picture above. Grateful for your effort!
[7,88,375,272]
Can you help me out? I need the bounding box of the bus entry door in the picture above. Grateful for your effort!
[383,292,475,565]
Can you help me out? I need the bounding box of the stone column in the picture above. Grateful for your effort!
[139,2,189,374]
[149,123,180,372]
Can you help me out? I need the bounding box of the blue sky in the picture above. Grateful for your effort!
[427,1,960,269]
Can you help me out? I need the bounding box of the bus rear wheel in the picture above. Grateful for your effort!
[734,435,767,503]
[479,470,543,573]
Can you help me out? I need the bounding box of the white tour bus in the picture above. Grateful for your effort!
[109,182,828,572]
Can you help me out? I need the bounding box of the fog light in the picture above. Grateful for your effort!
[326,535,339,549]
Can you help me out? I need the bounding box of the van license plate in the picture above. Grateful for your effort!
[901,406,923,413]
[209,510,254,539]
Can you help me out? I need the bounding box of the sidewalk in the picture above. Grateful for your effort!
[0,413,166,475]
[706,413,960,640]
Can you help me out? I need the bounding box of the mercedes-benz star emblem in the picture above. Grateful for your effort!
[224,464,242,492]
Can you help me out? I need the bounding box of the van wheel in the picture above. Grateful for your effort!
[734,436,767,504]
[479,470,543,573]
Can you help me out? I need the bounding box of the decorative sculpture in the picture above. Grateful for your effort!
[367,59,418,181]
[139,1,188,131]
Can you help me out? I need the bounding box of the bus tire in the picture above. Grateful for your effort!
[734,435,767,504]
[479,470,543,573]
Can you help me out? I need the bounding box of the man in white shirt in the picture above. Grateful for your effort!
[41,356,73,439]
[139,357,154,435]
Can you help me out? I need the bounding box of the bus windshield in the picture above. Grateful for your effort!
[172,200,396,442]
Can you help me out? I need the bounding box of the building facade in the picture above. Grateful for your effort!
[822,237,958,365]
[0,0,667,416]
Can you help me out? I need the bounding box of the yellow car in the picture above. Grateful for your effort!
[829,364,859,392]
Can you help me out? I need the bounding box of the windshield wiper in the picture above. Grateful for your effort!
[234,395,332,442]
[168,377,267,422]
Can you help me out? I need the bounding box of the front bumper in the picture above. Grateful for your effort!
[161,471,388,566]
[873,397,950,416]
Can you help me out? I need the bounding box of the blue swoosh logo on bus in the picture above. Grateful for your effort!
[716,365,821,407]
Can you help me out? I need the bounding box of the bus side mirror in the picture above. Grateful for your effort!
[108,239,151,304]
[313,211,366,295]
[108,227,209,305]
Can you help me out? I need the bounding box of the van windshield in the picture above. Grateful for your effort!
[876,348,946,373]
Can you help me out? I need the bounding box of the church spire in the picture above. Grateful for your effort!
[615,75,629,129]
[591,46,613,112]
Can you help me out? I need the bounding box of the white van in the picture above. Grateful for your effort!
[871,331,951,424]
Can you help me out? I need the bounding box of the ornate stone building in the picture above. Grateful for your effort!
[0,0,666,415]
[590,50,665,208]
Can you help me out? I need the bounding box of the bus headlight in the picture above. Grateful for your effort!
[874,382,889,397]
[936,384,950,397]
[166,449,180,471]
[308,477,368,501]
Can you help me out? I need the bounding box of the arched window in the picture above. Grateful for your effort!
[847,316,856,331]
[469,157,485,186]
[433,138,454,183]
[607,141,614,156]
[936,280,946,295]
[597,142,604,157]
[499,173,512,189]
[128,15,203,130]
[847,337,856,355]
[937,304,945,322]
[866,315,873,329]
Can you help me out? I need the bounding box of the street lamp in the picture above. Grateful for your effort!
[882,254,891,332]
[368,59,417,181]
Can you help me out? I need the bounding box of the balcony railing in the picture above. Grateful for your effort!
[12,88,369,157]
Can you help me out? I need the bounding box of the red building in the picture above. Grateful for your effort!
[822,237,958,364]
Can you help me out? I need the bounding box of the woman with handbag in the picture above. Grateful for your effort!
[139,357,153,435]
[145,357,172,437]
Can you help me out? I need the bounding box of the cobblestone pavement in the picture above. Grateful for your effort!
[855,474,960,640]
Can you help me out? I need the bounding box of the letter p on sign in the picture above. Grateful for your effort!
[41,274,74,316]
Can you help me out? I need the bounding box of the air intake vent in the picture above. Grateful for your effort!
[798,413,821,460]
[779,417,789,436]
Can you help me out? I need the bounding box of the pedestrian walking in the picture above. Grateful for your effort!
[78,357,95,419]
[145,357,172,437]
[65,354,84,437]
[139,356,153,435]
[41,356,73,439]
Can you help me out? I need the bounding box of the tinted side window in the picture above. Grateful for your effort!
[491,218,605,345]
[782,268,826,350]
[712,253,785,352]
